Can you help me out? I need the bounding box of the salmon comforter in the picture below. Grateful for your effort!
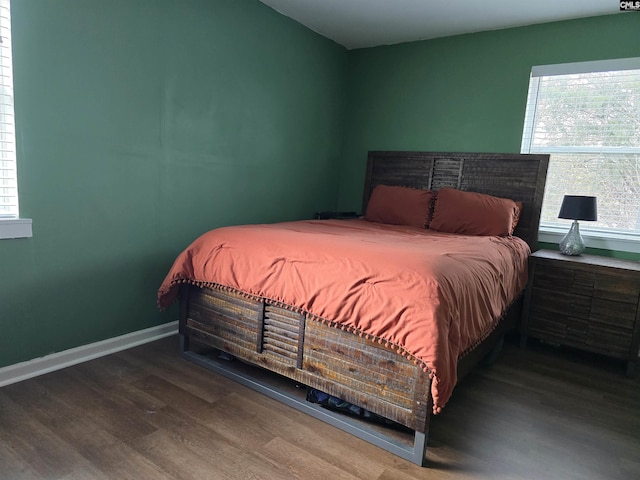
[158,219,530,412]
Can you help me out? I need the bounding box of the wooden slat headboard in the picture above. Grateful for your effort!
[363,151,550,251]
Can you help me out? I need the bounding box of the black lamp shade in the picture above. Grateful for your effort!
[558,195,598,221]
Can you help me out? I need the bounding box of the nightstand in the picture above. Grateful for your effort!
[521,249,640,376]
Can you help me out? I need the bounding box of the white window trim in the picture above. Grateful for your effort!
[530,57,640,77]
[522,57,640,253]
[0,0,29,239]
[0,218,32,239]
[539,225,640,254]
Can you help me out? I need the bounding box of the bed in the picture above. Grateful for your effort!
[157,151,549,465]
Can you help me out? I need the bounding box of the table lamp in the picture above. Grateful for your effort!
[558,195,597,256]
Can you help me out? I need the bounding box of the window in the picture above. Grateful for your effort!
[521,57,640,253]
[0,0,15,218]
[0,0,30,239]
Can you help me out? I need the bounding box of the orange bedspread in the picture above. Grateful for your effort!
[158,219,530,412]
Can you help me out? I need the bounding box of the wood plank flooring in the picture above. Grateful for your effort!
[1,334,638,479]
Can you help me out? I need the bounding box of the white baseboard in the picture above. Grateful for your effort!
[0,321,179,388]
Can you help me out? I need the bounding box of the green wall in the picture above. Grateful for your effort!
[2,5,638,370]
[339,14,640,219]
[0,0,347,368]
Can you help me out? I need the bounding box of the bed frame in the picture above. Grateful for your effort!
[178,151,549,466]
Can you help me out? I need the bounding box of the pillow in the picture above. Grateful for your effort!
[364,185,434,228]
[512,201,523,234]
[429,187,520,236]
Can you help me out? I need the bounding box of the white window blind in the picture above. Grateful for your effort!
[521,58,640,246]
[0,0,16,219]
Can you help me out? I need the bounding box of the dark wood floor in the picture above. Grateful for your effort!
[1,334,638,480]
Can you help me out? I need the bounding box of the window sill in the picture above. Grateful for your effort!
[0,218,33,239]
[539,227,640,254]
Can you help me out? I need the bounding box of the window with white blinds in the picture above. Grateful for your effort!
[521,57,640,248]
[0,0,16,219]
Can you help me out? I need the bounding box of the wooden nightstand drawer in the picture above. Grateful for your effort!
[586,324,633,357]
[529,288,591,319]
[565,319,589,342]
[592,276,640,303]
[571,270,595,293]
[522,250,640,376]
[590,297,637,330]
[533,265,593,296]
[528,314,567,338]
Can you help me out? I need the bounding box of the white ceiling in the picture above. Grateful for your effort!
[259,0,621,50]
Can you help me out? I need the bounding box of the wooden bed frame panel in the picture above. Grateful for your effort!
[178,151,549,465]
[363,151,549,251]
[182,286,431,429]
